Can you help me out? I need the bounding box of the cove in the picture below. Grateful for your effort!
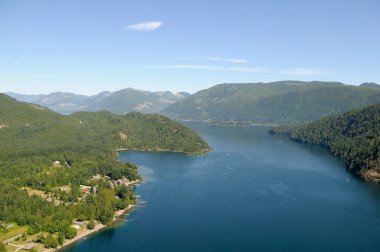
[64,124,380,252]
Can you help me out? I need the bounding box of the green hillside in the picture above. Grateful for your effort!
[162,81,380,124]
[270,103,380,182]
[0,93,61,124]
[0,93,209,247]
[0,93,209,157]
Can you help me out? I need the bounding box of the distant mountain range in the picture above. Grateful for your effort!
[162,81,380,124]
[360,82,380,88]
[6,81,380,124]
[6,88,190,115]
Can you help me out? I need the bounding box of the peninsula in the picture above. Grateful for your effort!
[0,93,210,251]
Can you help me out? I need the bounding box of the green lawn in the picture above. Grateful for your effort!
[0,223,27,242]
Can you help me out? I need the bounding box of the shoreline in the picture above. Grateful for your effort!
[51,204,136,252]
[48,168,143,251]
[177,119,280,127]
[116,147,211,155]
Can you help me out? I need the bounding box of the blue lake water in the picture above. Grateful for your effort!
[64,124,380,251]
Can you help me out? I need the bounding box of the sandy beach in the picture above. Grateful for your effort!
[123,179,141,187]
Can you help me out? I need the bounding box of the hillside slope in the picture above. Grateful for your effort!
[162,81,380,124]
[270,103,380,181]
[0,93,209,158]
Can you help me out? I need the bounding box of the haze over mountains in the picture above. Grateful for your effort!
[6,88,190,115]
[6,81,380,125]
[162,81,380,124]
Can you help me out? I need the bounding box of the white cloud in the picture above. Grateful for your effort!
[145,65,267,72]
[226,67,268,72]
[206,57,248,63]
[125,21,163,31]
[146,65,214,70]
[228,59,249,63]
[281,68,325,76]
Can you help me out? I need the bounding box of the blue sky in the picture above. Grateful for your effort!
[0,0,379,95]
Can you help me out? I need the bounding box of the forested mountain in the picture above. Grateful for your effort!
[162,81,380,124]
[0,93,209,155]
[360,82,380,89]
[270,103,380,182]
[0,93,209,248]
[6,88,189,115]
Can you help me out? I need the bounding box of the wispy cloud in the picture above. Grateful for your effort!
[125,21,163,31]
[145,65,267,72]
[146,65,215,70]
[281,68,326,76]
[179,57,195,61]
[206,57,248,63]
[227,67,267,72]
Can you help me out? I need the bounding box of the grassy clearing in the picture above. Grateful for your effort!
[23,187,49,199]
[0,224,27,242]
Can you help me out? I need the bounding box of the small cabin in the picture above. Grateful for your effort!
[58,186,70,191]
[80,185,91,194]
[73,220,86,228]
[72,224,81,230]
[52,160,61,166]
[6,224,14,229]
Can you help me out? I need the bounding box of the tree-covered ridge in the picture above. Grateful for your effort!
[116,112,210,153]
[162,81,380,124]
[0,93,60,125]
[0,94,209,157]
[270,103,380,181]
[0,93,209,249]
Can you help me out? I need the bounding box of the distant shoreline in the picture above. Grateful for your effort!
[177,119,280,128]
[116,147,211,155]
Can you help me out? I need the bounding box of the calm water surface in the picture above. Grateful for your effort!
[65,124,380,252]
